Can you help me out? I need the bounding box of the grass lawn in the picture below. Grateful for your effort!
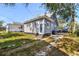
[1,31,79,56]
[0,31,49,56]
[0,32,36,55]
[9,41,49,56]
[0,32,35,42]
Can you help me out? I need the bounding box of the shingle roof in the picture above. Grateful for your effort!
[24,15,54,24]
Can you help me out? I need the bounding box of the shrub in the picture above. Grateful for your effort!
[75,30,79,36]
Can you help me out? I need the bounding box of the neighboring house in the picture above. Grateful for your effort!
[6,23,23,32]
[24,15,56,35]
[0,26,6,31]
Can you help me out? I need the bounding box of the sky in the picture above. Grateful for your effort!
[0,3,46,25]
[0,3,79,25]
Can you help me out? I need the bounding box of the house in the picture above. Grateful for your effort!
[6,23,23,32]
[0,26,6,31]
[24,15,56,35]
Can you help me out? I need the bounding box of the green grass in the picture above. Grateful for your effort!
[0,32,33,39]
[0,31,49,56]
[0,39,35,49]
[0,39,37,56]
[9,41,49,56]
[0,31,37,55]
[0,32,35,43]
[0,32,35,47]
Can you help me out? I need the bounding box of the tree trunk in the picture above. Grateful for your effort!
[71,17,76,34]
[70,4,76,34]
[71,12,76,34]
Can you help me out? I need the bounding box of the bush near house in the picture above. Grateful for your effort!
[75,30,79,36]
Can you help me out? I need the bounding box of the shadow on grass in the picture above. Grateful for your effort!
[0,38,36,55]
[0,38,69,56]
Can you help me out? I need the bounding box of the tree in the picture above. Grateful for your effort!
[4,3,29,7]
[4,3,15,7]
[43,3,63,26]
[58,3,79,34]
[43,3,79,34]
[0,20,5,31]
[0,20,4,26]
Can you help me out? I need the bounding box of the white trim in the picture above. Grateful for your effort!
[43,19,45,34]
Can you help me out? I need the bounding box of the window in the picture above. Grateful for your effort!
[45,21,50,29]
[19,26,22,29]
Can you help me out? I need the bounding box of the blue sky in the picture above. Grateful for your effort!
[0,3,79,25]
[0,3,46,24]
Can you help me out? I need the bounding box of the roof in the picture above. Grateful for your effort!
[7,23,23,26]
[24,15,54,24]
[6,23,23,27]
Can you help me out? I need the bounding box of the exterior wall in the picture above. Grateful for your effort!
[6,24,23,32]
[24,19,56,35]
[44,19,51,34]
[44,19,56,34]
[24,23,32,33]
[6,25,9,32]
[24,19,44,34]
[50,22,56,32]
